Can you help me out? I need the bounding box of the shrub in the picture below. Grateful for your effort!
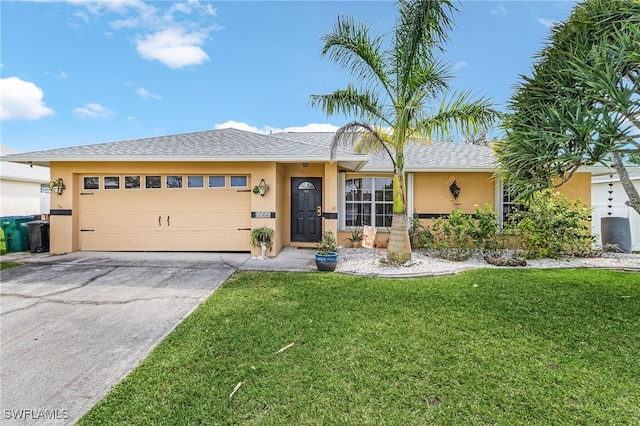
[469,204,499,251]
[409,214,434,249]
[430,204,499,260]
[505,189,594,259]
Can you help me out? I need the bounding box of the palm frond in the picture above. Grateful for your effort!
[393,0,457,98]
[309,85,390,126]
[331,122,398,172]
[416,90,499,140]
[321,16,393,100]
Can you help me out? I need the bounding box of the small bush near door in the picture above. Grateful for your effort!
[504,189,594,259]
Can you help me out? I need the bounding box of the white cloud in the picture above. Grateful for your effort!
[0,76,55,120]
[279,123,341,133]
[65,0,148,15]
[136,28,210,68]
[214,121,340,134]
[125,81,162,100]
[168,1,216,17]
[136,87,162,100]
[214,120,262,133]
[57,70,68,79]
[490,4,507,15]
[538,18,558,28]
[51,0,219,69]
[73,103,115,119]
[453,61,468,71]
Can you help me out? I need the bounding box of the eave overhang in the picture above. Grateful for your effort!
[0,154,370,168]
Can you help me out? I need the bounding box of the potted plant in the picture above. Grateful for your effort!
[315,230,338,272]
[49,178,65,194]
[252,179,270,197]
[250,226,274,258]
[345,227,363,248]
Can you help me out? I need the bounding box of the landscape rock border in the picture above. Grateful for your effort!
[335,248,640,278]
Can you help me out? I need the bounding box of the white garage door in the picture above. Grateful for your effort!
[79,174,251,251]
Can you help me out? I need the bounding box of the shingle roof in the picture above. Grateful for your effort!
[274,132,497,171]
[1,128,367,167]
[2,128,498,172]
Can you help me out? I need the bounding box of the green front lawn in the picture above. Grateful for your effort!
[80,269,640,425]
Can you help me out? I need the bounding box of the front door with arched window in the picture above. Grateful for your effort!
[291,177,322,242]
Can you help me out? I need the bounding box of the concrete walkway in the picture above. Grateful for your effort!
[0,248,316,425]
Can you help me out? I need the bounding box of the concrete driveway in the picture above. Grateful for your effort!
[0,251,252,425]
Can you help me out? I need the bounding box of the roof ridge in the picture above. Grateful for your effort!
[268,131,364,156]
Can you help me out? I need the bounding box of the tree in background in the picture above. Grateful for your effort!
[310,0,498,263]
[495,0,640,215]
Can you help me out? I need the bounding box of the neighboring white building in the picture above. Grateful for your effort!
[591,172,640,251]
[0,145,50,217]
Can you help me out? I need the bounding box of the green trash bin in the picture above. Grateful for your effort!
[0,228,6,255]
[0,216,36,253]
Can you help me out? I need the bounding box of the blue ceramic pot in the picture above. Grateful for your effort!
[315,251,338,272]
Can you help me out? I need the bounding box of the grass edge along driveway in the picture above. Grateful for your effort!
[79,269,640,425]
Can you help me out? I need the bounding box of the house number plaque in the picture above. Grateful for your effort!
[252,211,274,218]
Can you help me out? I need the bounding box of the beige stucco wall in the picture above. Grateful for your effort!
[49,161,280,255]
[47,160,595,255]
[413,172,496,215]
[555,172,591,206]
[48,161,339,255]
[337,171,593,246]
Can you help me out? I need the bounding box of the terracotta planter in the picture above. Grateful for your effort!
[315,251,338,272]
[352,241,361,248]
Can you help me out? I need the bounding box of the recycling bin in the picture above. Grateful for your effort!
[26,220,50,253]
[0,216,35,253]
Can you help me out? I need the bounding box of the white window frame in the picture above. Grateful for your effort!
[187,175,204,189]
[83,176,100,190]
[497,179,525,227]
[103,176,120,190]
[124,175,141,190]
[339,172,414,230]
[340,174,396,229]
[230,175,248,188]
[145,176,162,189]
[208,176,226,188]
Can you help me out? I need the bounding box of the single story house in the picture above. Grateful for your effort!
[0,145,50,217]
[2,128,596,256]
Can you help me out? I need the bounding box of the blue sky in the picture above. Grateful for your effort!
[1,0,578,152]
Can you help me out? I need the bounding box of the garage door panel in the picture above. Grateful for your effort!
[79,184,251,251]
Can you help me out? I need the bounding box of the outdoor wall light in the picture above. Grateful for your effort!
[449,180,461,200]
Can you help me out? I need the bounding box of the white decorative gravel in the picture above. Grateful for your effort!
[335,248,640,277]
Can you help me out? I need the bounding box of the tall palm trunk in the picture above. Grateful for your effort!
[387,161,411,264]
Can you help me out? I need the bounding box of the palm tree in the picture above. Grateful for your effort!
[310,0,499,264]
